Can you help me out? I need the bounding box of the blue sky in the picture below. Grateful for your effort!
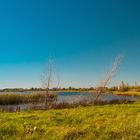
[0,0,140,88]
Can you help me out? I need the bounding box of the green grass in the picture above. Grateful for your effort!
[0,102,140,140]
[113,91,140,95]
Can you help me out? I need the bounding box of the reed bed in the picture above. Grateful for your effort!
[0,92,57,105]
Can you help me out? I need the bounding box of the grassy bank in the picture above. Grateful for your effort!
[0,102,140,140]
[113,91,140,96]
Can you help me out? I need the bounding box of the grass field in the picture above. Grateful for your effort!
[0,102,140,140]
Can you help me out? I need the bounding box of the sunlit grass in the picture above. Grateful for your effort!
[0,102,140,140]
[113,91,140,95]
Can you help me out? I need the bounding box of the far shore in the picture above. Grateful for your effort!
[0,90,140,96]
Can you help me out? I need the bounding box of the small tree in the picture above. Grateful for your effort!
[41,57,53,104]
[94,55,123,102]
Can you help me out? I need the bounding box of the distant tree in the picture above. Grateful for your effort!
[135,81,138,87]
[118,81,129,92]
[109,86,118,91]
[89,87,94,90]
[68,86,72,90]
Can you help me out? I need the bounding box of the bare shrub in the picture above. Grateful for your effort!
[94,55,123,102]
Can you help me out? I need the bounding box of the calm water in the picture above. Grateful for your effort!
[0,92,139,112]
[57,92,139,103]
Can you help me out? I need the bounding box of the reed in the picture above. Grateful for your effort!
[0,92,57,105]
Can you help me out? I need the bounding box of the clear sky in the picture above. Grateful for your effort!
[0,0,140,88]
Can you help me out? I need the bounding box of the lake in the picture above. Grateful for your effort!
[0,92,139,112]
[57,92,138,103]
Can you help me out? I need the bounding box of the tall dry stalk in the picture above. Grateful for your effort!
[94,55,123,102]
[41,57,53,104]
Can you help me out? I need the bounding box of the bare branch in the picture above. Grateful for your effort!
[94,54,123,102]
[41,57,53,103]
[46,58,53,91]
